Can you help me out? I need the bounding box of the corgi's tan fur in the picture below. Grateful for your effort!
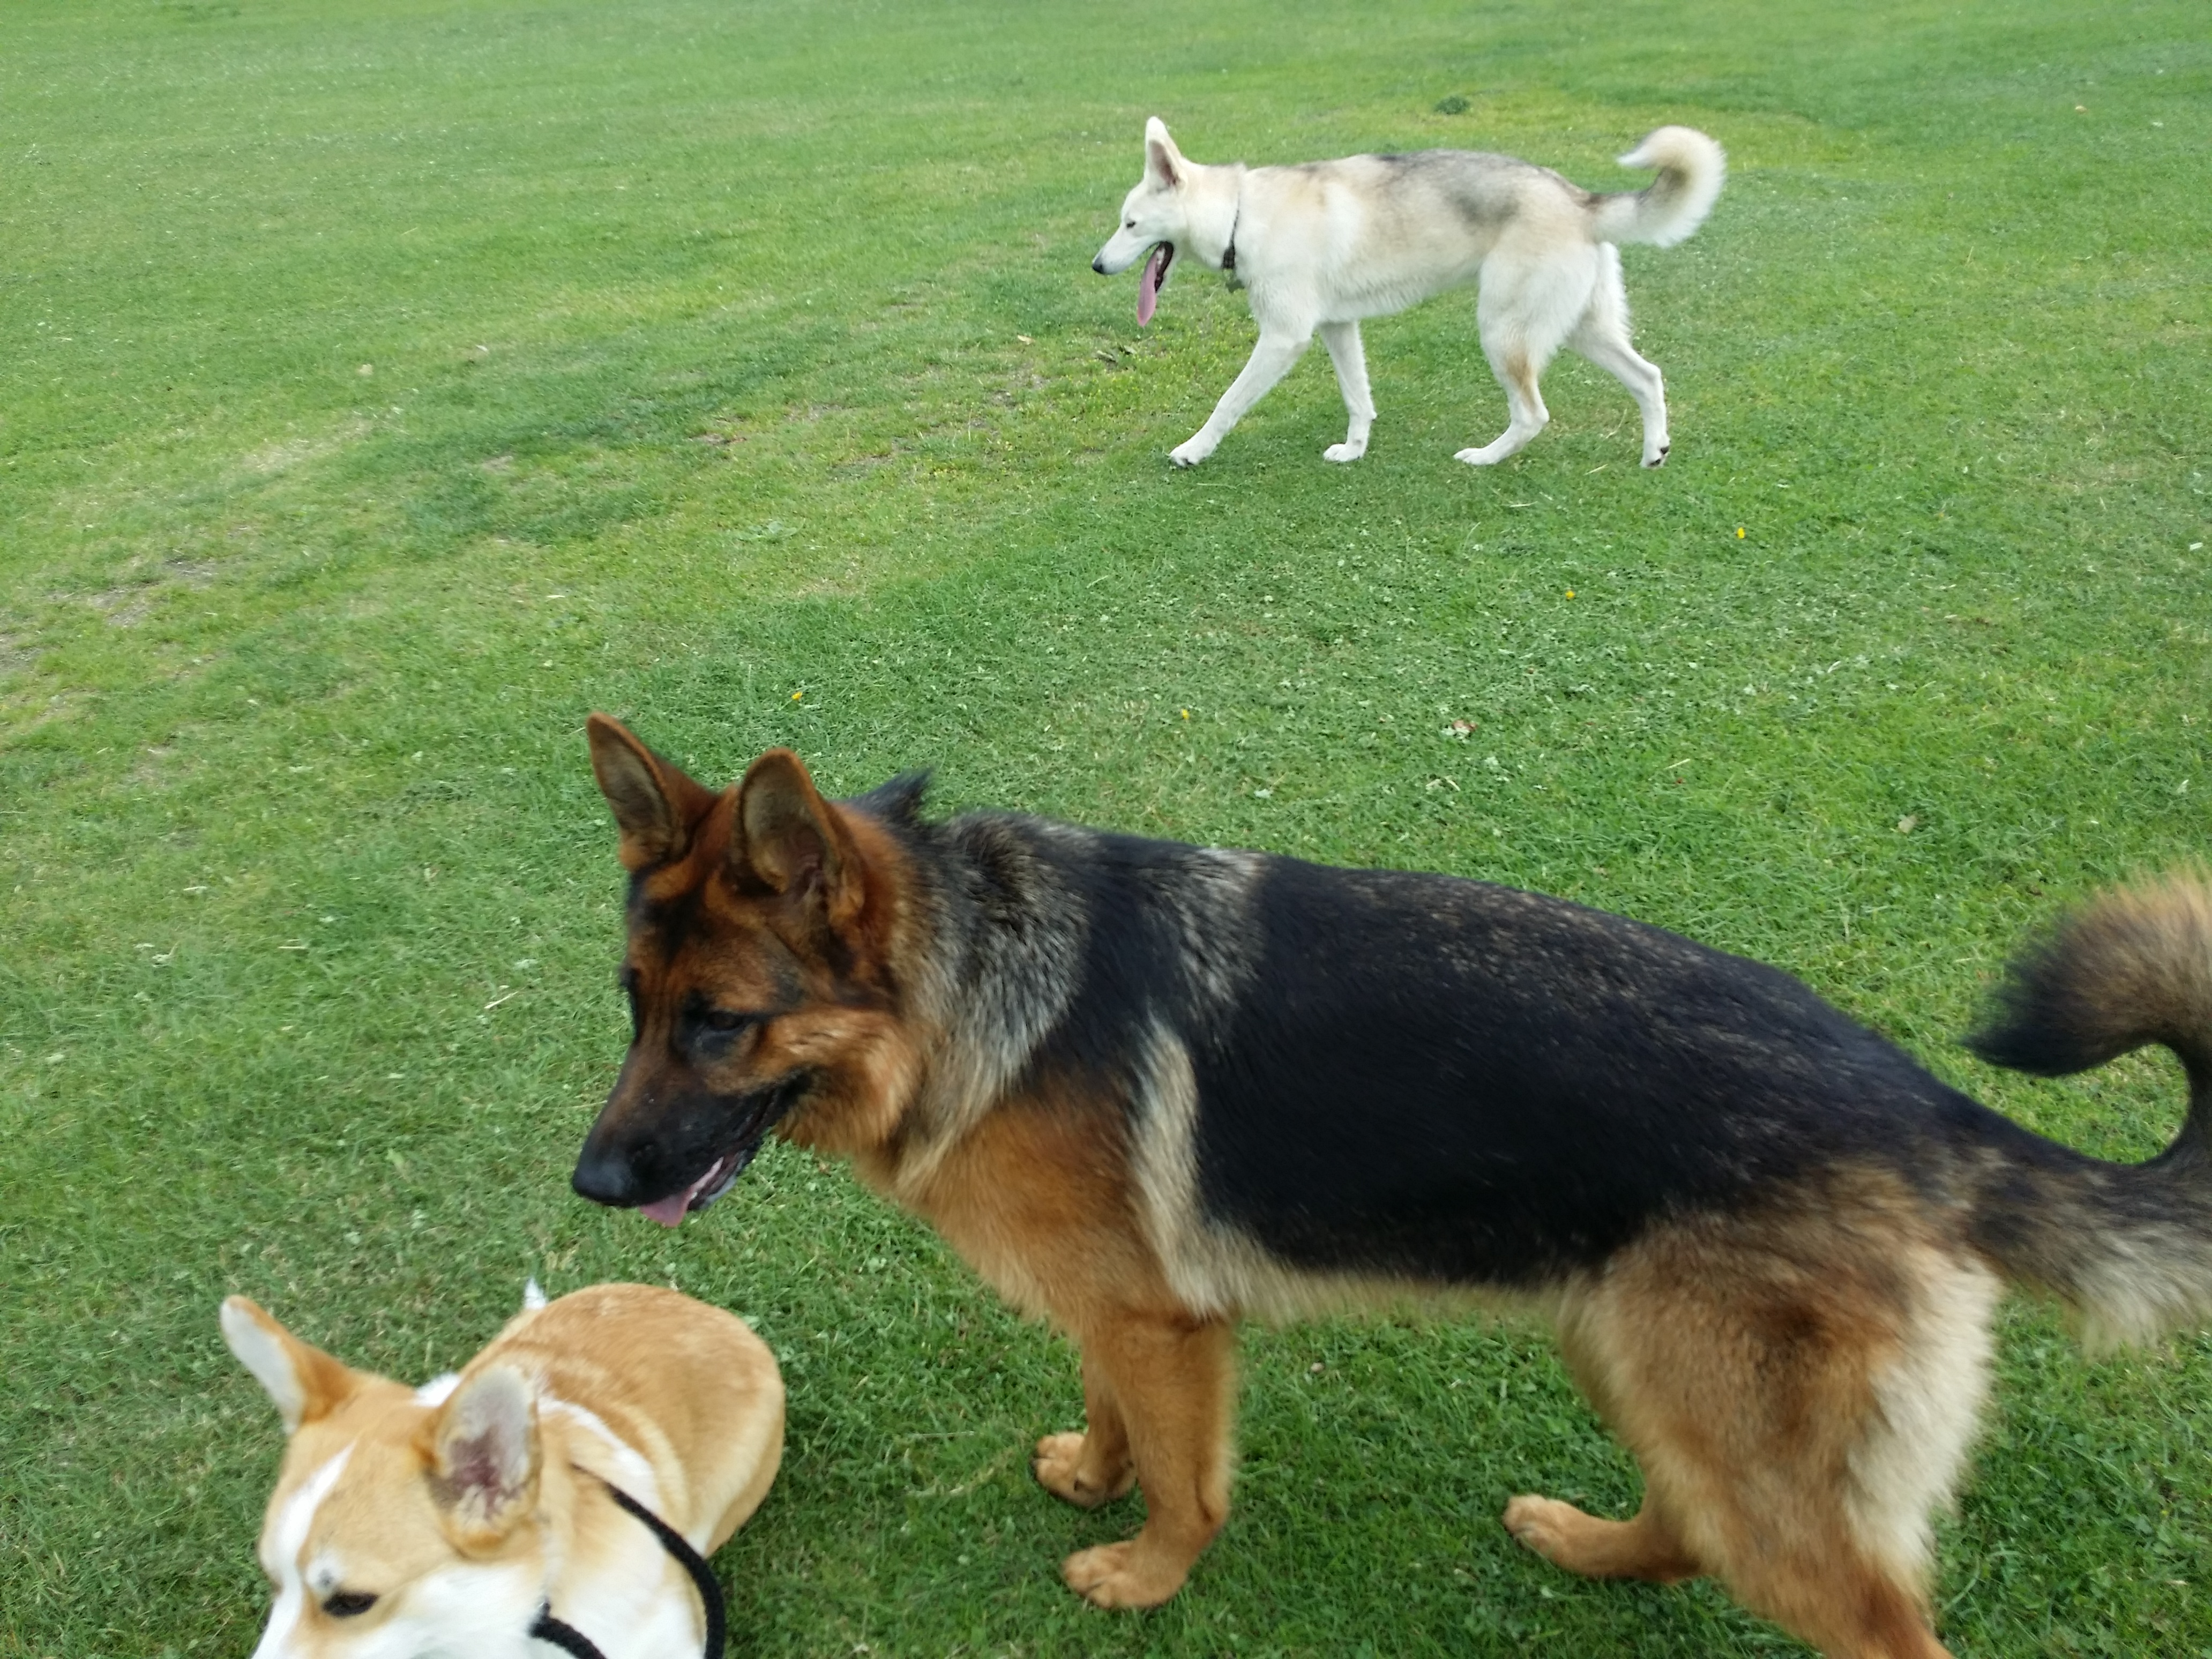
[222,1282,782,1659]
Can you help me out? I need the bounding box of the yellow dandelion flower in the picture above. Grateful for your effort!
[1736,527,1745,539]
[791,690,803,700]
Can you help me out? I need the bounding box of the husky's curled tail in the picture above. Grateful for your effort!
[1591,126,1727,248]
[1968,872,2212,1348]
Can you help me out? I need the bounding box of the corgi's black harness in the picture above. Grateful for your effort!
[528,1471,726,1659]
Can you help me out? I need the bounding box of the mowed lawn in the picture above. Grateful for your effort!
[3,0,2209,1653]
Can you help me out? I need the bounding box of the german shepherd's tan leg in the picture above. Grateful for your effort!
[1754,1564,1954,1659]
[1056,1312,1236,1609]
[1510,1488,1946,1656]
[1503,1493,1697,1581]
[911,1099,1226,1604]
[1521,1208,1990,1659]
[1034,1348,1137,1508]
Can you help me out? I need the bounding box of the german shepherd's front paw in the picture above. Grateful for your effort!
[1061,1540,1187,1608]
[1033,1431,1137,1508]
[1503,1493,1582,1560]
[1504,1493,1699,1583]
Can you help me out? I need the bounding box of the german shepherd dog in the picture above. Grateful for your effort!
[571,715,2212,1659]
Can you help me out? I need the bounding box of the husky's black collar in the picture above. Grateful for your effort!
[529,1471,726,1659]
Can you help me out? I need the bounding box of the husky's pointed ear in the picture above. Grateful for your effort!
[221,1297,365,1434]
[586,713,721,870]
[734,748,862,922]
[427,1365,540,1552]
[1145,116,1182,189]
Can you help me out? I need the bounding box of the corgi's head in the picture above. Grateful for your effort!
[1093,117,1194,323]
[221,1297,546,1657]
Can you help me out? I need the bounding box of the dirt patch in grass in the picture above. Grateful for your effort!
[83,584,157,629]
[238,418,371,479]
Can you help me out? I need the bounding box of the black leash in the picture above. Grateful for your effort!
[528,1471,727,1659]
[527,1613,605,1659]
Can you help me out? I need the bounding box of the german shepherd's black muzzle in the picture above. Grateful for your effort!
[572,1066,805,1222]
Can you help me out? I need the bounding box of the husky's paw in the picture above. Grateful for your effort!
[1323,440,1367,464]
[1062,1540,1188,1609]
[1642,443,1670,469]
[1169,438,1214,468]
[1033,1431,1135,1509]
[1453,445,1505,467]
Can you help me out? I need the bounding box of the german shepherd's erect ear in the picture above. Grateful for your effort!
[733,748,865,925]
[585,713,723,870]
[586,715,863,925]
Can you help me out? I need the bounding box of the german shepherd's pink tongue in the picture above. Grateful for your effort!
[1137,243,1170,326]
[637,1147,748,1227]
[639,1163,717,1227]
[639,1192,690,1227]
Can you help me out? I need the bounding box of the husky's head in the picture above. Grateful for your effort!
[221,1298,545,1659]
[1093,116,1192,325]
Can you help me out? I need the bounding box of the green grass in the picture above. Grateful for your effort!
[3,0,2209,1652]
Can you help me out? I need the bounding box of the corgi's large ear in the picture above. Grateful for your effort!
[1145,116,1183,189]
[220,1297,363,1434]
[427,1365,540,1552]
[586,713,721,870]
[733,748,862,923]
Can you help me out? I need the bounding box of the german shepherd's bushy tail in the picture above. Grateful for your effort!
[1591,126,1726,249]
[1968,871,2212,1349]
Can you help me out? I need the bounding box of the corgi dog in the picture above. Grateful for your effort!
[222,1282,782,1659]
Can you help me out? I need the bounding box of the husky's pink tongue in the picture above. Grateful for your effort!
[1137,244,1168,326]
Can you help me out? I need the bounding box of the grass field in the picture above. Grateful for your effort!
[3,0,2209,1652]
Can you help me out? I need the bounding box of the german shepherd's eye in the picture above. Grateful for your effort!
[678,996,761,1050]
[323,1590,378,1618]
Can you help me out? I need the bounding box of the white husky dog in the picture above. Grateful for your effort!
[1092,118,1723,469]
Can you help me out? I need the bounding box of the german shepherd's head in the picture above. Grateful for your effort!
[571,715,926,1226]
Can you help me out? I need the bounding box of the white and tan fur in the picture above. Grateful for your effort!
[221,1282,782,1659]
[1092,117,1723,469]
